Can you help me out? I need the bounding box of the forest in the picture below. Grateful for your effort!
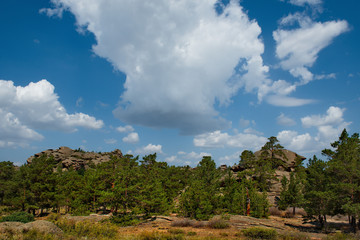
[0,128,360,233]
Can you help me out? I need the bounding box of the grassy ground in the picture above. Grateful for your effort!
[1,213,359,240]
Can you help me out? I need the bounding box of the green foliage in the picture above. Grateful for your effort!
[325,232,358,240]
[322,129,360,232]
[278,172,305,214]
[0,211,34,223]
[110,212,141,226]
[55,218,118,239]
[179,156,221,220]
[168,228,185,234]
[249,191,269,218]
[242,227,278,240]
[303,155,334,229]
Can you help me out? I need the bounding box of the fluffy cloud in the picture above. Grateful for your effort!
[165,151,211,166]
[277,113,296,126]
[116,125,134,133]
[278,106,351,154]
[135,144,163,155]
[193,130,267,150]
[45,0,273,134]
[302,106,350,143]
[0,109,44,148]
[274,13,349,83]
[302,106,346,128]
[0,79,103,147]
[122,132,139,144]
[277,130,315,153]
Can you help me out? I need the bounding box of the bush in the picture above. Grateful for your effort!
[139,231,185,240]
[242,227,278,240]
[0,212,34,223]
[168,228,185,235]
[55,218,118,238]
[269,207,282,217]
[192,221,207,228]
[207,218,230,229]
[187,231,197,236]
[279,232,310,240]
[326,232,358,240]
[110,213,140,226]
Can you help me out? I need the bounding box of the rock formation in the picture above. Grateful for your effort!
[27,146,123,171]
[231,149,306,206]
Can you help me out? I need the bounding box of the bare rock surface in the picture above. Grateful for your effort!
[27,146,123,170]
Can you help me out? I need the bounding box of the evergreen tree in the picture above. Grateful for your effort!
[179,156,221,220]
[303,155,334,230]
[16,155,57,214]
[0,161,17,206]
[322,129,360,232]
[278,172,304,215]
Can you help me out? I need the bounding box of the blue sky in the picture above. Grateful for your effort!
[1,0,359,166]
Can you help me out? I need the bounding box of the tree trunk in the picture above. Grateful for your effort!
[292,206,296,215]
[351,216,357,233]
[318,215,324,229]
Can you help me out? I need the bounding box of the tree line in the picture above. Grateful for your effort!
[0,129,359,231]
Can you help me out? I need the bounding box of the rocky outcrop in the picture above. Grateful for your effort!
[0,220,63,235]
[231,149,306,206]
[27,147,123,170]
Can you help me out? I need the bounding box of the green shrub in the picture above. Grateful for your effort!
[279,232,310,240]
[207,218,230,229]
[168,228,185,235]
[47,212,62,222]
[326,232,358,240]
[242,227,277,240]
[110,213,140,226]
[139,231,185,240]
[22,229,57,240]
[55,218,117,238]
[187,231,197,236]
[0,211,34,223]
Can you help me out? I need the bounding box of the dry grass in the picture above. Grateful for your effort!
[269,207,282,217]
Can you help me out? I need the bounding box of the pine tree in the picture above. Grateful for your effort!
[278,172,304,215]
[322,129,360,232]
[303,155,334,230]
[179,156,221,220]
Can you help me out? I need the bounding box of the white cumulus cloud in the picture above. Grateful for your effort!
[301,106,347,128]
[122,132,140,144]
[0,79,104,147]
[135,144,163,155]
[193,130,267,150]
[277,106,351,154]
[44,0,274,134]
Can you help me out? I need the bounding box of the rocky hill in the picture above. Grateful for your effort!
[27,146,123,171]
